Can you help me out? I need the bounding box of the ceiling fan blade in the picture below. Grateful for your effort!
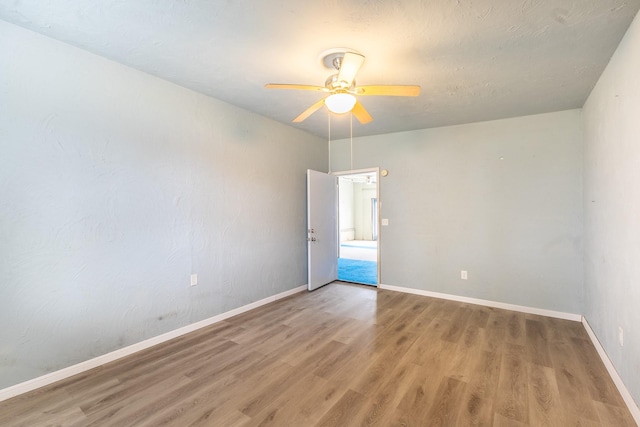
[337,52,365,87]
[356,85,421,96]
[351,101,373,124]
[293,97,327,123]
[265,83,327,92]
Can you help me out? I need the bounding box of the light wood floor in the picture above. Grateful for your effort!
[0,282,636,426]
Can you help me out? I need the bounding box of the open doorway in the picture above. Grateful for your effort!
[336,170,379,286]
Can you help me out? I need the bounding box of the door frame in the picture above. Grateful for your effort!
[332,167,381,286]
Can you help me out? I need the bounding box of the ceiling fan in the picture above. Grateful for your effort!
[265,48,420,124]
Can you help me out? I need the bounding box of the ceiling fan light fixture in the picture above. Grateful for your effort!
[325,93,356,114]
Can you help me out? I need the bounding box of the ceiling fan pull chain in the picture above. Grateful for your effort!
[328,110,332,174]
[350,113,353,171]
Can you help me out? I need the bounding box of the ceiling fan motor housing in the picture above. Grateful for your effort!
[325,74,355,91]
[320,48,362,69]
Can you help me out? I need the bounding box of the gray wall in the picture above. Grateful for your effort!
[583,10,640,406]
[331,110,584,314]
[0,21,325,389]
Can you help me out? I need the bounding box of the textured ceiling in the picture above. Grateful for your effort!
[2,0,639,139]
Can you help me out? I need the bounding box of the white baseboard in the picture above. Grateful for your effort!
[377,283,582,321]
[581,317,640,425]
[0,285,306,403]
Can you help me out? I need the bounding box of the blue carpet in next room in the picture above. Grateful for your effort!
[338,258,377,285]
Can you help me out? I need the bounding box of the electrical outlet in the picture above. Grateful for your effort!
[618,326,624,347]
[461,270,468,280]
[190,274,198,287]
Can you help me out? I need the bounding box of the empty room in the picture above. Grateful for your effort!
[1,1,640,426]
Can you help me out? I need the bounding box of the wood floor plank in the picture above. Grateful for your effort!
[79,340,239,417]
[485,310,508,353]
[2,390,84,427]
[424,376,467,426]
[440,305,473,343]
[547,339,601,423]
[526,318,553,368]
[350,331,418,398]
[505,312,527,346]
[395,361,442,419]
[384,297,430,334]
[569,336,627,407]
[312,333,374,382]
[142,352,266,426]
[495,343,530,424]
[468,304,491,329]
[443,315,486,383]
[456,349,502,425]
[278,317,351,367]
[237,341,347,419]
[0,282,635,426]
[593,400,638,426]
[353,362,423,426]
[82,373,194,426]
[313,388,369,427]
[400,321,456,370]
[527,363,566,426]
[493,412,528,426]
[186,408,251,427]
[65,326,237,400]
[328,317,376,345]
[249,373,346,427]
[0,386,73,425]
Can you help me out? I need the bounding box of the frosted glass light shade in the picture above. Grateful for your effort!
[325,93,356,114]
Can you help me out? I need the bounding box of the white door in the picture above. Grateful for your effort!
[307,169,338,291]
